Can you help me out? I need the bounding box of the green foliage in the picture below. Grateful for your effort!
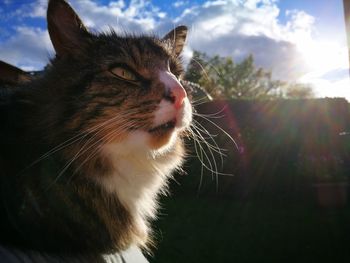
[285,83,315,99]
[184,50,206,84]
[185,51,314,100]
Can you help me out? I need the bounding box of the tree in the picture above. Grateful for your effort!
[284,83,315,99]
[185,51,313,100]
[184,50,208,84]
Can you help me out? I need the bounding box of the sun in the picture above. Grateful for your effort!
[294,38,350,101]
[298,40,348,75]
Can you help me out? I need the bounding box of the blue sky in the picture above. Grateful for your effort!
[0,0,349,100]
[0,0,345,41]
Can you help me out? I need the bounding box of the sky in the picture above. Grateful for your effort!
[0,0,349,100]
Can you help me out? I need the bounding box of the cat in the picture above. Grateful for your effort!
[0,0,192,256]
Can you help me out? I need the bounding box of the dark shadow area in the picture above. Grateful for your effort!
[152,98,350,262]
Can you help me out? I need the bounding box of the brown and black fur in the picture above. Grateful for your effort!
[0,61,33,87]
[0,0,189,256]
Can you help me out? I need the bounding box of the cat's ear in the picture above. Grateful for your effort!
[47,0,90,57]
[163,26,188,57]
[0,61,32,85]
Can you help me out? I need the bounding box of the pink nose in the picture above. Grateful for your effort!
[170,83,187,109]
[159,70,187,109]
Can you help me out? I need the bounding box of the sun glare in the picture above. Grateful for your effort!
[296,39,350,101]
[300,41,348,73]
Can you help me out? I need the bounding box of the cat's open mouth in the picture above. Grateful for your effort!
[149,119,176,133]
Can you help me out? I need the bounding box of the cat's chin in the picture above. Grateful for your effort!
[147,97,192,150]
[148,128,177,150]
[146,118,176,149]
[148,118,176,134]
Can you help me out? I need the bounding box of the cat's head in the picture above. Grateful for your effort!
[40,0,192,160]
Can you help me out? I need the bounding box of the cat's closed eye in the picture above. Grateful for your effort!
[109,66,138,82]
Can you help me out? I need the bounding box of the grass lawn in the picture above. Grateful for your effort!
[150,193,350,263]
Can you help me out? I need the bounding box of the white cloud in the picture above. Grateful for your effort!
[173,1,188,8]
[203,0,227,8]
[28,1,47,18]
[109,0,126,9]
[304,77,350,101]
[68,0,163,32]
[172,0,314,80]
[1,0,47,20]
[0,27,52,70]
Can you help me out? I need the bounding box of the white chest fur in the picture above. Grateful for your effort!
[99,132,184,237]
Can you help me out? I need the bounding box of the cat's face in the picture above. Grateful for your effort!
[45,0,192,157]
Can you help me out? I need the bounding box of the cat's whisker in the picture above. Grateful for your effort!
[197,140,205,194]
[191,126,219,189]
[66,120,151,186]
[191,96,210,105]
[191,107,235,172]
[191,122,226,158]
[69,121,137,180]
[19,132,87,174]
[188,127,215,173]
[22,111,140,174]
[46,131,101,189]
[193,112,226,119]
[191,133,234,176]
[192,106,228,118]
[194,113,239,151]
[191,129,217,188]
[188,113,237,192]
[47,120,137,188]
[194,124,235,181]
[192,99,213,107]
[201,60,222,82]
[190,57,212,84]
[191,122,235,177]
[192,119,228,158]
[192,127,221,166]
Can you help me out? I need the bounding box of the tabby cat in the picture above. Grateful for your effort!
[0,0,192,256]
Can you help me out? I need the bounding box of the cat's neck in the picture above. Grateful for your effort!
[97,133,185,244]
